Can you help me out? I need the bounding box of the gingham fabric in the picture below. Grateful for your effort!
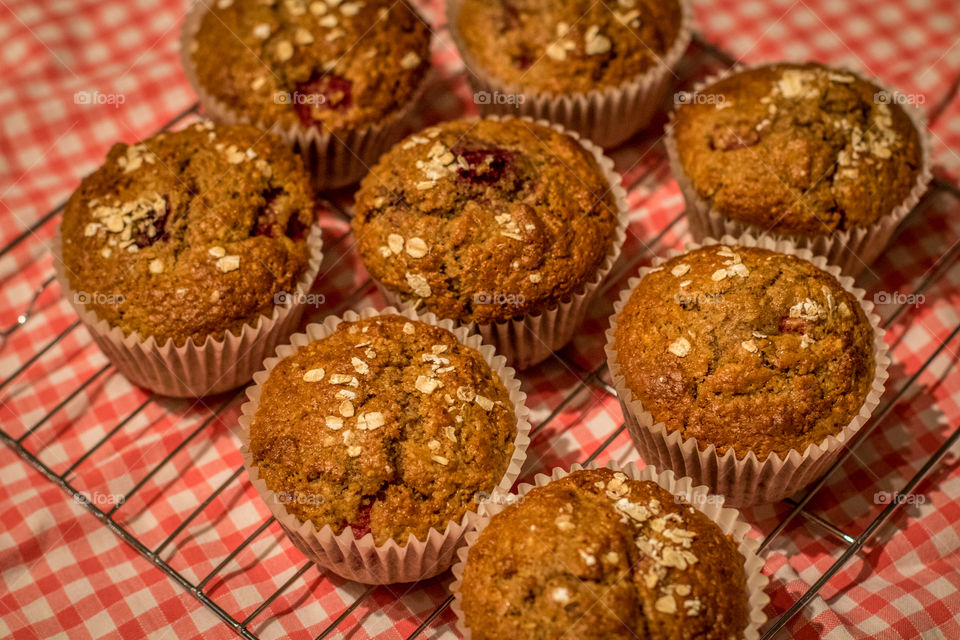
[1,0,959,639]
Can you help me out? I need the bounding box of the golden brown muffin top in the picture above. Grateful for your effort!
[672,63,923,235]
[460,468,750,640]
[249,315,518,546]
[352,118,620,323]
[60,122,315,346]
[613,245,876,459]
[457,0,683,94]
[191,0,431,132]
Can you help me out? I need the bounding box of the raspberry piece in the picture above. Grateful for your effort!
[453,147,512,185]
[709,121,762,151]
[253,188,283,238]
[292,73,353,126]
[346,499,373,538]
[132,197,170,248]
[779,317,807,334]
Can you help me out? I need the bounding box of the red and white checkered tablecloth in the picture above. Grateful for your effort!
[1,0,959,638]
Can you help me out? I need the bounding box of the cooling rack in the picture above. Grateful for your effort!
[2,33,959,640]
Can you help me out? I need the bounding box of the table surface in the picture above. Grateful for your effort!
[1,0,959,639]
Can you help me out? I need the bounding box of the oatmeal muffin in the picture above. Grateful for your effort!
[455,0,683,95]
[351,118,621,325]
[247,314,519,546]
[60,122,315,347]
[459,468,750,639]
[671,63,924,236]
[189,0,430,134]
[612,244,875,459]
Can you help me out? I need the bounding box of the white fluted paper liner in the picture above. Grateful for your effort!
[180,1,429,190]
[446,0,694,148]
[665,63,933,276]
[449,461,770,640]
[375,115,629,370]
[604,233,891,507]
[52,224,324,398]
[238,305,532,584]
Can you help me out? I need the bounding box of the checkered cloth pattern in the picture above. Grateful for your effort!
[1,0,959,638]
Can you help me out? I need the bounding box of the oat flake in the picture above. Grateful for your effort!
[668,337,691,357]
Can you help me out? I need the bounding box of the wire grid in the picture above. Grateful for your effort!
[1,36,959,640]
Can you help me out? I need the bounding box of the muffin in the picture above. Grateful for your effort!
[183,0,432,188]
[56,122,322,397]
[241,309,531,583]
[448,0,693,147]
[606,235,888,505]
[668,62,930,273]
[352,117,626,368]
[457,468,751,639]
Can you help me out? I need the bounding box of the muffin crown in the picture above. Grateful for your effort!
[672,62,923,235]
[613,245,875,459]
[191,0,431,132]
[352,118,620,323]
[457,0,683,94]
[60,122,315,346]
[460,468,750,639]
[248,314,517,546]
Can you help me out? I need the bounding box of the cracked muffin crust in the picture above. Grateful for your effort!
[351,118,620,324]
[456,0,683,94]
[191,0,431,133]
[460,468,749,640]
[672,63,923,236]
[60,122,315,347]
[248,314,518,546]
[613,245,875,459]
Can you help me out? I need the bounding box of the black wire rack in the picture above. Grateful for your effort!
[2,34,960,640]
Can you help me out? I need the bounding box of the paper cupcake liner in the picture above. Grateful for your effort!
[238,305,532,584]
[446,0,694,148]
[604,233,891,507]
[52,224,324,398]
[180,1,429,191]
[374,114,629,369]
[665,63,934,276]
[449,461,770,640]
